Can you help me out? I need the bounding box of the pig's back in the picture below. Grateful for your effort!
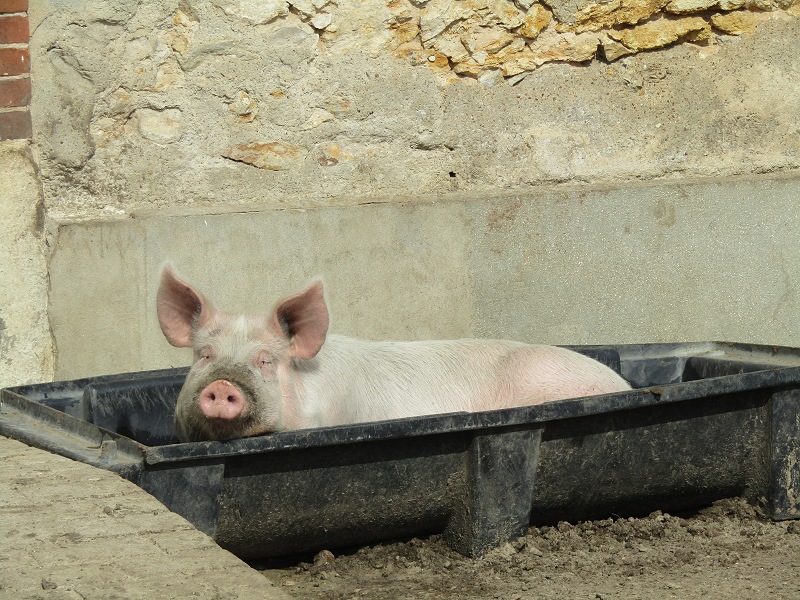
[296,336,629,426]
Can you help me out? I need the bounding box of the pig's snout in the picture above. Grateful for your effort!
[198,380,245,421]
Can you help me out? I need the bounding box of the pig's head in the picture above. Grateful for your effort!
[157,265,329,442]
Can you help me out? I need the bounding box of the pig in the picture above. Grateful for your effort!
[157,265,631,442]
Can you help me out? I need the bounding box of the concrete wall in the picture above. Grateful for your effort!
[1,0,799,385]
[0,141,53,386]
[50,174,800,380]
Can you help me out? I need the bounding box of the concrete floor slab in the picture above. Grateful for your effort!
[0,436,291,600]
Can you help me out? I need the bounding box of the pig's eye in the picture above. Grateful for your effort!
[256,352,274,371]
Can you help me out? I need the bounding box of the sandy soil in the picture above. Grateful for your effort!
[259,498,800,599]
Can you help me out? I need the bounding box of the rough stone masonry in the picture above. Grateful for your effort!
[28,0,800,220]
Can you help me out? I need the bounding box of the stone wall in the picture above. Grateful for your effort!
[393,0,800,82]
[0,2,53,387]
[0,0,797,384]
[28,0,800,219]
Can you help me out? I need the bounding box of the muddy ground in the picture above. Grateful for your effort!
[259,498,800,599]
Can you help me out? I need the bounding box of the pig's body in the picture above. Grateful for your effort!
[158,266,631,442]
[290,336,627,427]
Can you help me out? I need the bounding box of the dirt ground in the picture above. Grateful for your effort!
[259,498,800,600]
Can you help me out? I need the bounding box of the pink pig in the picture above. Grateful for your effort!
[157,265,631,442]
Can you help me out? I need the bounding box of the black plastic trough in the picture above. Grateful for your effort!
[2,342,799,559]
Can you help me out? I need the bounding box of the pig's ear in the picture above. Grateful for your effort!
[157,265,215,348]
[271,280,329,360]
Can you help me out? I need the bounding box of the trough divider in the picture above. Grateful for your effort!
[444,426,543,557]
[768,388,800,520]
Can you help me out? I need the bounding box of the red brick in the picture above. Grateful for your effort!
[0,108,32,140]
[0,76,30,107]
[0,15,29,43]
[0,1,28,14]
[0,47,29,76]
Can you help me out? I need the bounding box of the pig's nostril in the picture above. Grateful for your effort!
[208,393,237,404]
[204,392,237,404]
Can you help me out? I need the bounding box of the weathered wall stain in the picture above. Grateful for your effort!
[487,199,523,231]
[654,198,677,228]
